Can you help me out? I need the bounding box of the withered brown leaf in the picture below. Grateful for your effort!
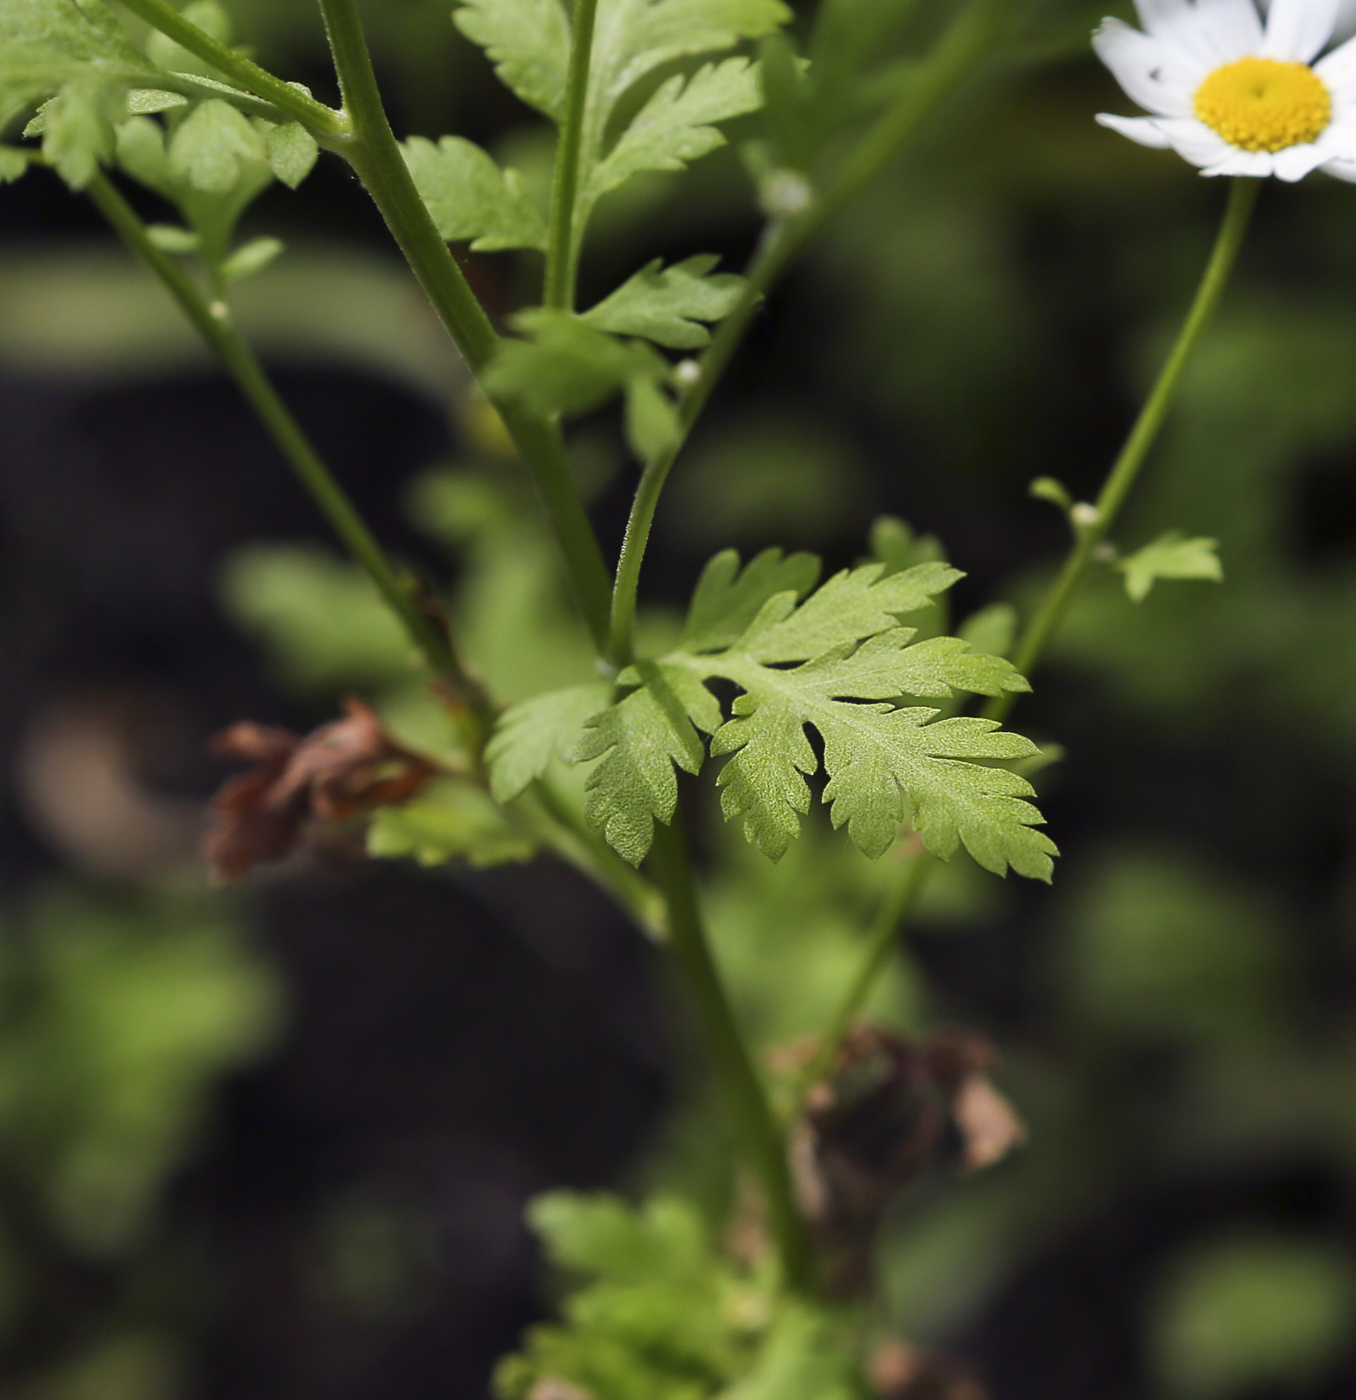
[203,698,435,882]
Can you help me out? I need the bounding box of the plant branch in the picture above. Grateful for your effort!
[797,849,932,1101]
[84,169,493,751]
[115,0,347,133]
[984,175,1260,725]
[648,812,815,1294]
[544,0,600,310]
[314,0,614,659]
[518,780,667,938]
[608,0,1015,664]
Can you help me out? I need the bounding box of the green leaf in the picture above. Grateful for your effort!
[588,56,764,201]
[870,514,946,574]
[454,0,570,119]
[34,78,117,186]
[959,601,1018,659]
[529,1192,709,1281]
[728,559,961,664]
[624,372,680,466]
[583,255,746,350]
[126,87,188,114]
[219,544,412,692]
[219,234,283,281]
[681,547,821,654]
[145,0,230,78]
[487,681,612,804]
[145,221,200,252]
[483,308,661,419]
[167,97,265,194]
[718,1304,854,1400]
[0,144,32,181]
[1117,531,1224,602]
[367,780,536,868]
[402,135,547,252]
[577,552,1053,875]
[0,0,152,187]
[499,1192,751,1400]
[265,120,318,189]
[577,661,722,866]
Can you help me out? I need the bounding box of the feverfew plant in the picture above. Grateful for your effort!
[0,0,1340,1393]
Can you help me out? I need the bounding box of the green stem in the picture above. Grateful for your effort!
[84,169,492,748]
[608,0,1013,663]
[984,176,1260,725]
[544,0,600,310]
[519,780,667,938]
[314,0,614,658]
[797,850,931,1100]
[648,815,815,1293]
[116,0,347,133]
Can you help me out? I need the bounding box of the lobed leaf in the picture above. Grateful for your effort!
[583,254,746,350]
[1117,531,1223,602]
[588,56,764,201]
[454,0,570,119]
[483,308,666,420]
[577,662,720,866]
[573,548,1051,874]
[403,135,547,252]
[487,680,612,804]
[732,559,961,664]
[167,97,265,194]
[367,780,536,868]
[682,546,821,655]
[265,121,318,189]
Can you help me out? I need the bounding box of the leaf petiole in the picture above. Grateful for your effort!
[116,0,348,133]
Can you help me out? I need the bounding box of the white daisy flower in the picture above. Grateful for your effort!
[1094,0,1356,181]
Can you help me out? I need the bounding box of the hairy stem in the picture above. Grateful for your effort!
[544,0,600,310]
[608,0,1014,664]
[85,170,492,749]
[798,849,932,1100]
[115,0,348,133]
[648,815,815,1293]
[314,0,614,657]
[985,176,1260,725]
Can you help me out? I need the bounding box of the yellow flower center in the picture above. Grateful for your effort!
[1194,57,1331,152]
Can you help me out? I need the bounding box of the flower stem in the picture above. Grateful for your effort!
[985,176,1260,724]
[84,170,492,750]
[115,0,347,133]
[647,813,815,1294]
[314,0,614,658]
[797,849,932,1101]
[607,0,1013,664]
[544,0,600,310]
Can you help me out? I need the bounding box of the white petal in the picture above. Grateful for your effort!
[1262,0,1339,60]
[1320,152,1356,176]
[1313,112,1356,151]
[1192,0,1268,60]
[1155,115,1241,163]
[1271,140,1329,176]
[1093,18,1199,114]
[1138,0,1264,64]
[1096,112,1175,146]
[1314,31,1356,99]
[1202,147,1276,173]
